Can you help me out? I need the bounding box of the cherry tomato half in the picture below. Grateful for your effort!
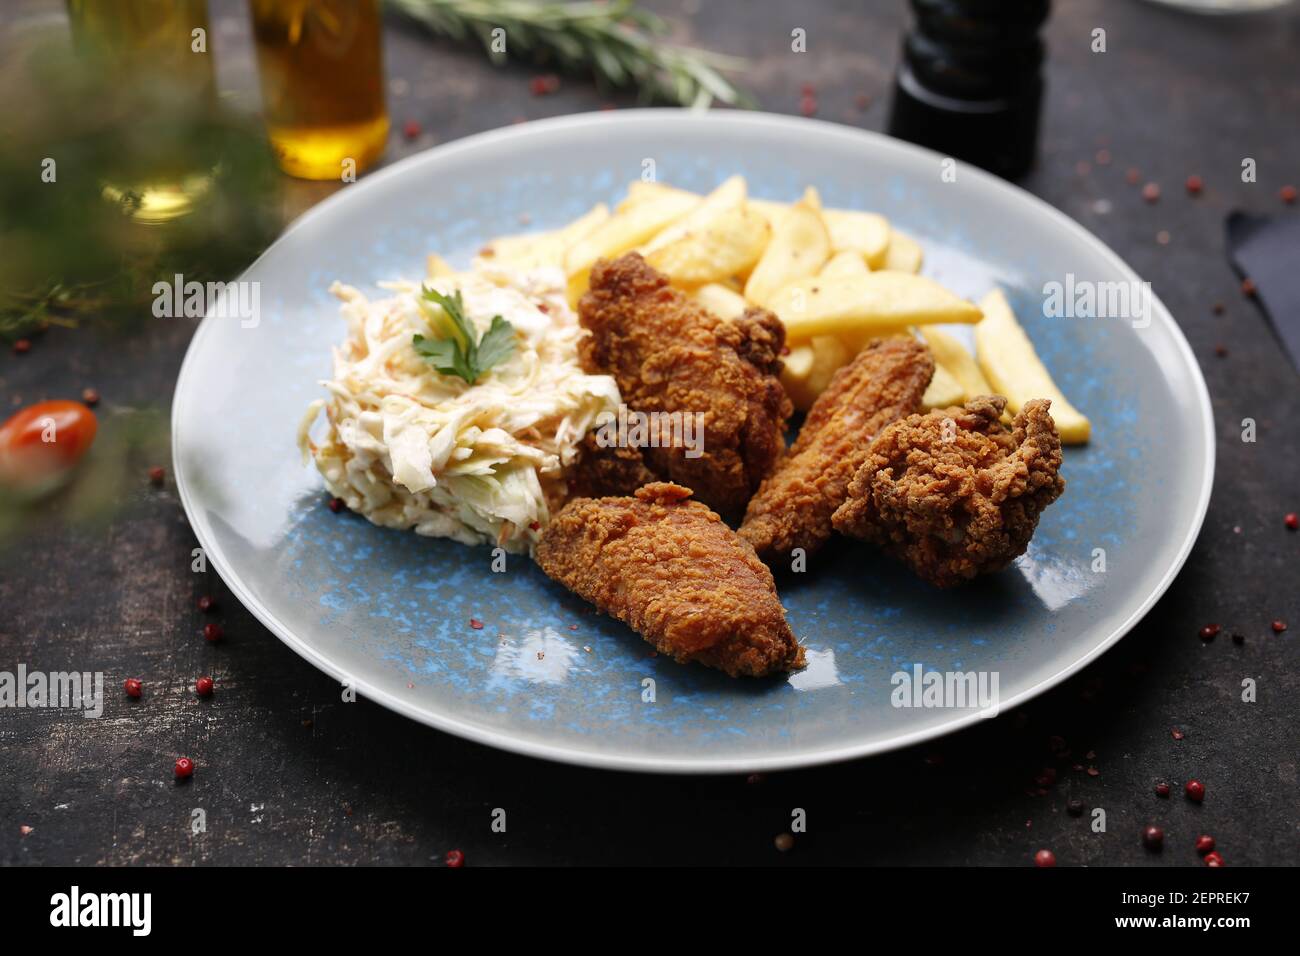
[0,400,98,490]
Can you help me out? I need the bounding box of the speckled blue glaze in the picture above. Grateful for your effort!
[173,112,1213,772]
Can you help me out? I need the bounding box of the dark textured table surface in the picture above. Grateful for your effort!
[1,0,1296,866]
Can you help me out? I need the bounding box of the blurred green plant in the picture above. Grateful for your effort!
[388,0,754,108]
[0,29,283,344]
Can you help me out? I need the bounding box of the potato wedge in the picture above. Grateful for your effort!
[644,203,770,286]
[921,361,965,409]
[693,282,751,322]
[823,209,890,268]
[974,289,1091,444]
[744,188,831,306]
[490,203,610,271]
[641,175,747,254]
[767,272,982,341]
[426,253,456,279]
[919,326,994,398]
[882,230,924,274]
[819,249,870,278]
[780,335,851,412]
[564,191,699,280]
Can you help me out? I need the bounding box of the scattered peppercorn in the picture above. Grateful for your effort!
[81,388,100,406]
[774,833,795,852]
[174,757,194,779]
[1214,344,1228,357]
[469,618,483,630]
[1034,849,1056,867]
[1204,851,1224,867]
[147,466,165,486]
[1125,167,1141,185]
[1142,182,1160,203]
[1095,148,1111,165]
[1199,623,1221,641]
[1281,185,1297,204]
[1241,278,1256,297]
[1067,799,1085,817]
[12,339,31,355]
[445,848,465,867]
[124,677,142,698]
[1185,779,1205,802]
[203,622,223,642]
[799,94,817,117]
[1155,782,1171,797]
[1212,302,1225,315]
[1142,825,1164,850]
[1171,728,1185,740]
[327,496,344,513]
[198,595,216,613]
[1195,834,1215,854]
[1184,174,1203,195]
[1284,512,1298,530]
[196,676,214,697]
[1271,619,1287,633]
[402,119,421,140]
[528,74,560,96]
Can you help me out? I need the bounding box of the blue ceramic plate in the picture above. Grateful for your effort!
[173,111,1213,773]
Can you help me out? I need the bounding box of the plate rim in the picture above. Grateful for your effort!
[172,108,1216,774]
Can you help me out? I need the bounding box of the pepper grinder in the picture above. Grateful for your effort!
[887,0,1051,179]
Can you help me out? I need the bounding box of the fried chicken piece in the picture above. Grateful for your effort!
[739,337,934,561]
[577,253,792,519]
[832,396,1065,588]
[565,432,658,499]
[535,483,805,677]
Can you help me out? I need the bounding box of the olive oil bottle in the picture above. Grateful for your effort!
[249,0,389,180]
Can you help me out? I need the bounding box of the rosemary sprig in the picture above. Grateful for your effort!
[387,0,754,108]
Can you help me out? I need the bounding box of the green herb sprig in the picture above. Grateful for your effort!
[413,286,517,385]
[387,0,753,109]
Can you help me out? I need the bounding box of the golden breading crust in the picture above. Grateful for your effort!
[832,396,1066,588]
[535,483,805,677]
[739,337,934,561]
[576,253,792,519]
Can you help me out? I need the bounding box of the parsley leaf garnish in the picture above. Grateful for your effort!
[412,286,516,385]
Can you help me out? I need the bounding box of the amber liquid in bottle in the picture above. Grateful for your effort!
[249,0,389,180]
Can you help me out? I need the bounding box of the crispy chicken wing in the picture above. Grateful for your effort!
[535,483,805,677]
[739,337,934,561]
[576,253,792,518]
[832,396,1066,588]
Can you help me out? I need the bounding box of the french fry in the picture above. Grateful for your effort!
[644,204,770,286]
[564,190,700,282]
[628,183,891,268]
[492,203,610,271]
[767,272,982,341]
[744,187,831,306]
[921,361,965,409]
[822,209,890,268]
[974,289,1091,444]
[780,336,851,412]
[882,230,924,274]
[426,253,456,279]
[819,249,870,278]
[779,343,817,410]
[641,175,747,255]
[693,282,751,322]
[919,326,994,398]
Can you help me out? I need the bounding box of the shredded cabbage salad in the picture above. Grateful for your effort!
[298,264,619,553]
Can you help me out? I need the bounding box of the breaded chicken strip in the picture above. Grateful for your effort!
[739,338,934,561]
[832,396,1065,588]
[535,483,805,677]
[577,253,792,518]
